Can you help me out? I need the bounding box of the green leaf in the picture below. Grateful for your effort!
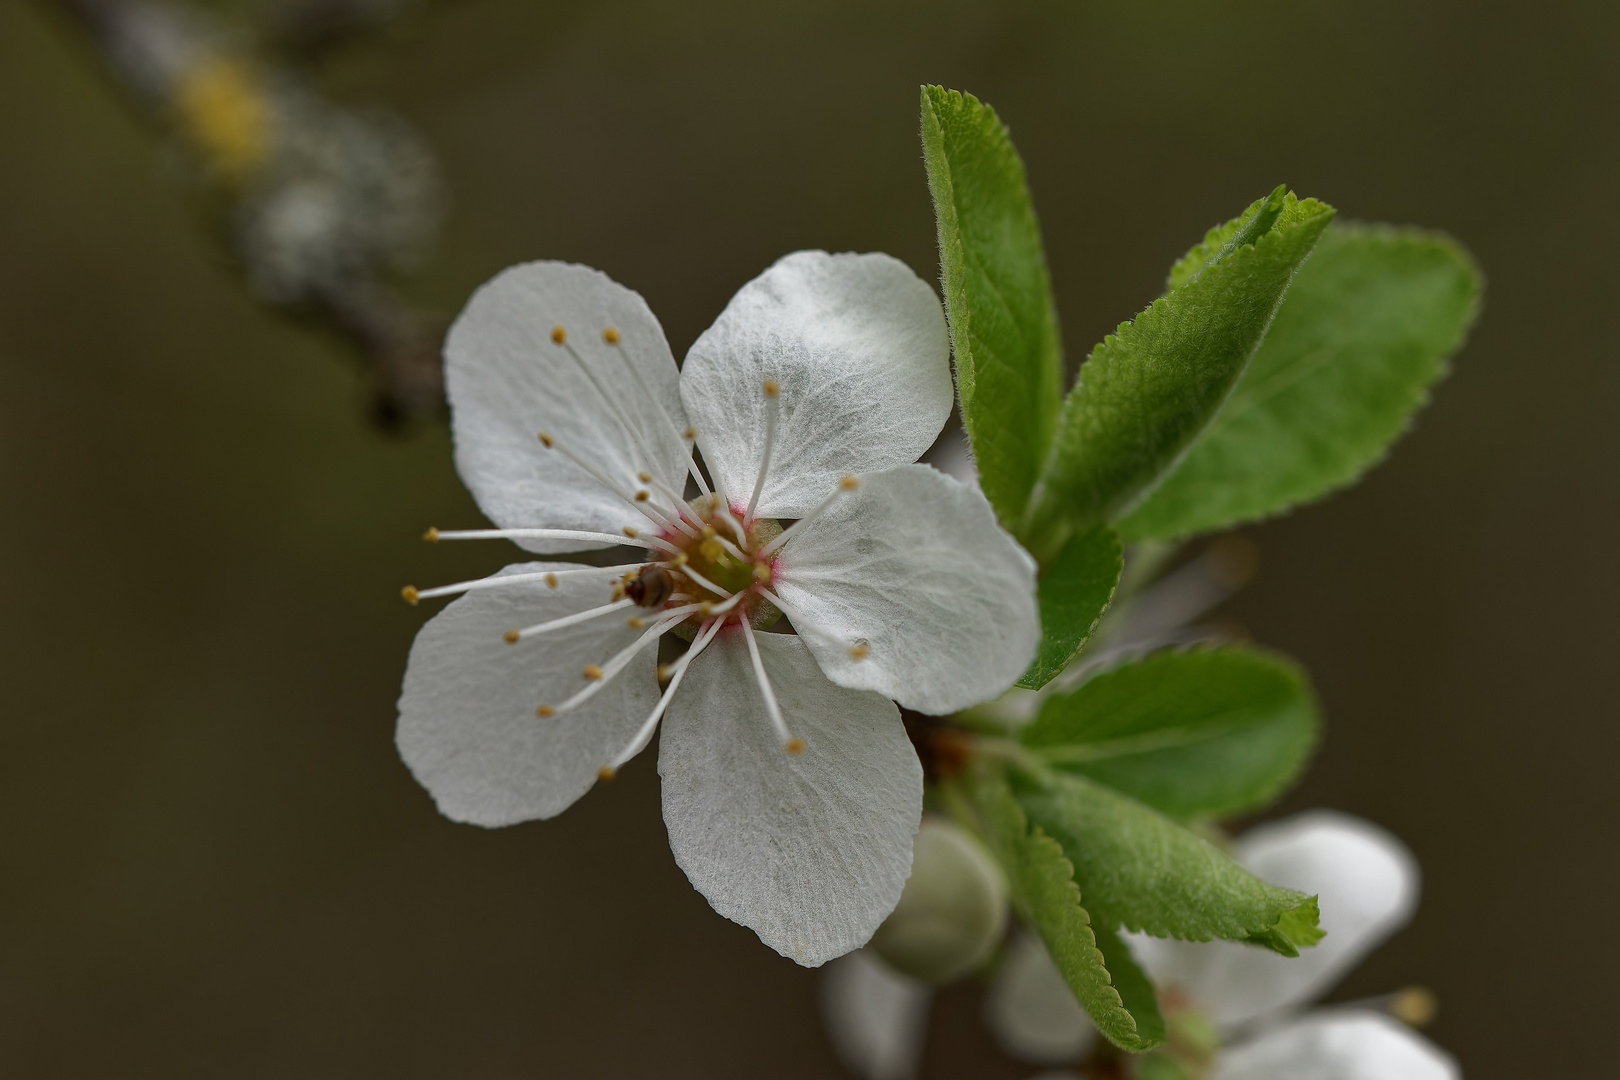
[1017,525,1123,690]
[921,85,1064,533]
[1020,646,1319,819]
[1013,769,1321,954]
[1119,224,1481,541]
[1092,924,1166,1047]
[963,769,1165,1051]
[1022,191,1336,561]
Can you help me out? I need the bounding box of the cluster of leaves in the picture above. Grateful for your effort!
[920,85,1479,1050]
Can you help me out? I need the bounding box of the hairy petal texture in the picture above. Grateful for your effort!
[1129,811,1419,1027]
[773,465,1038,714]
[659,632,923,966]
[445,261,690,553]
[396,564,658,826]
[1214,1012,1459,1080]
[681,250,954,515]
[818,950,933,1080]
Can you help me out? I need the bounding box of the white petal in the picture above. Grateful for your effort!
[445,261,691,553]
[983,932,1097,1065]
[1129,810,1421,1028]
[818,949,933,1080]
[680,250,952,515]
[658,631,923,966]
[1213,1011,1460,1080]
[772,465,1039,714]
[396,563,660,825]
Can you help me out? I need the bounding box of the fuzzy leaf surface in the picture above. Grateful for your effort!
[1013,770,1322,955]
[966,769,1164,1051]
[1020,647,1318,819]
[921,86,1064,533]
[1119,224,1481,541]
[1017,525,1122,690]
[1024,192,1335,560]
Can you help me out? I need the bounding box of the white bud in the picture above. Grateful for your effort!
[869,816,1008,983]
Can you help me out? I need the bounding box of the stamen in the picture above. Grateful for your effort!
[678,563,734,599]
[505,598,635,643]
[758,587,866,657]
[409,564,643,603]
[551,325,566,344]
[543,605,699,717]
[426,527,677,553]
[558,339,676,492]
[741,621,799,752]
[757,475,860,558]
[745,380,781,523]
[537,431,693,536]
[605,616,726,771]
[602,327,620,345]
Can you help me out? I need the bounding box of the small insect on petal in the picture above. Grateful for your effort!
[551,325,566,344]
[535,705,555,718]
[400,585,419,605]
[503,629,520,644]
[784,738,806,755]
[582,664,604,681]
[602,327,620,345]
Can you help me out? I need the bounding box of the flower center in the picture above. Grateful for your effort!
[620,497,783,637]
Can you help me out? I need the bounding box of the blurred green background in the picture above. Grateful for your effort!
[2,1,1615,1076]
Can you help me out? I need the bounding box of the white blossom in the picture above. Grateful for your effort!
[396,250,1039,966]
[987,811,1459,1078]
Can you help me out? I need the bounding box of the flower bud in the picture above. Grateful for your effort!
[870,816,1008,983]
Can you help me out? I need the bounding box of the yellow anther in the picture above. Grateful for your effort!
[536,705,555,718]
[785,737,806,755]
[551,325,566,344]
[849,644,871,660]
[701,525,716,539]
[752,563,772,583]
[582,664,604,681]
[626,616,645,629]
[173,58,272,184]
[683,427,697,440]
[602,327,620,345]
[597,766,617,781]
[670,553,689,566]
[423,527,440,543]
[503,629,520,644]
[635,490,650,502]
[840,475,860,491]
[1390,987,1438,1027]
[763,379,780,398]
[697,602,714,616]
[545,573,559,588]
[700,539,723,561]
[656,664,673,682]
[611,583,626,601]
[637,471,652,483]
[623,526,640,539]
[537,432,554,448]
[401,585,419,605]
